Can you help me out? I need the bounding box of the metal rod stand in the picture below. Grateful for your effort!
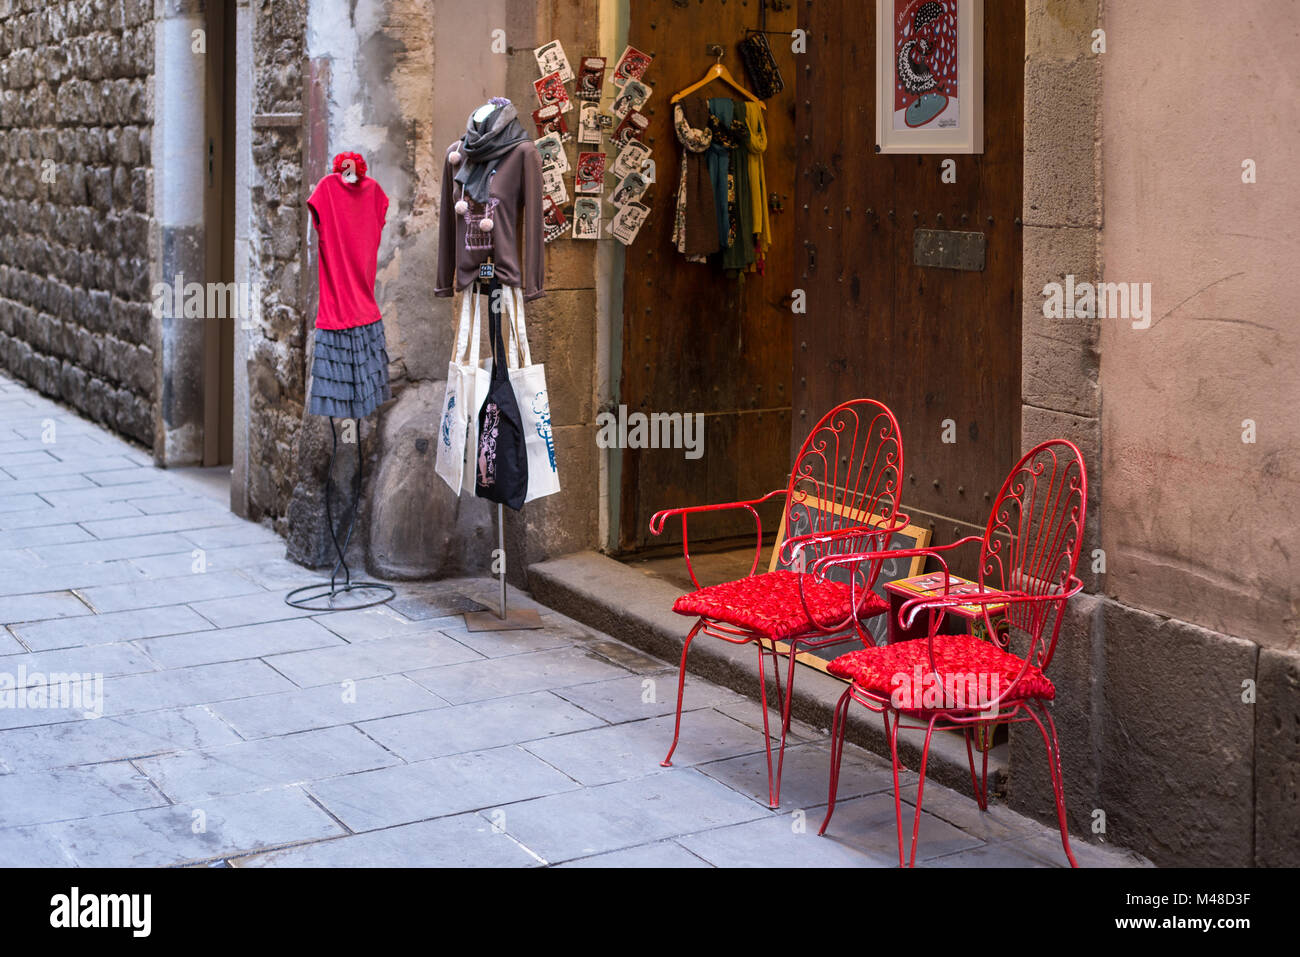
[286,416,395,611]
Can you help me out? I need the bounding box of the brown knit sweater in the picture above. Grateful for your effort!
[435,139,546,301]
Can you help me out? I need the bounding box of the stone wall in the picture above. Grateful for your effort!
[1015,0,1300,867]
[243,0,308,530]
[0,0,155,444]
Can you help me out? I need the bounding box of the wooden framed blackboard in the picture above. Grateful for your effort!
[768,497,932,674]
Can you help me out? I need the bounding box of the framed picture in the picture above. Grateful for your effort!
[875,0,983,154]
[768,495,932,674]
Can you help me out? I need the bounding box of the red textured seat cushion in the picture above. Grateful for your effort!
[672,570,889,641]
[827,634,1055,709]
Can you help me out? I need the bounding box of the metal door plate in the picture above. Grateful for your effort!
[913,229,986,271]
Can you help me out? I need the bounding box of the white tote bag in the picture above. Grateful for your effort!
[435,288,489,494]
[500,286,561,503]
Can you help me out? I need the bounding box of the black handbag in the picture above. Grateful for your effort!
[738,30,784,100]
[475,277,529,510]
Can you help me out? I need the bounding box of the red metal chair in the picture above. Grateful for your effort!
[811,439,1087,865]
[649,399,906,808]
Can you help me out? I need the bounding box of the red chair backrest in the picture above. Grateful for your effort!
[785,399,905,581]
[978,439,1088,671]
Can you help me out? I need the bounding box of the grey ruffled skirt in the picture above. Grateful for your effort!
[308,319,393,419]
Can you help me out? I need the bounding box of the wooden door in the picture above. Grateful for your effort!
[617,0,799,551]
[794,0,1024,574]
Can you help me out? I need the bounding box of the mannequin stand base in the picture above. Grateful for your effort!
[286,580,396,612]
[463,607,543,632]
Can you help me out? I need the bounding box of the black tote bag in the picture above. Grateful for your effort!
[475,278,529,510]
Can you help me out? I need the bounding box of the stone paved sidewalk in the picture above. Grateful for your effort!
[0,372,1149,867]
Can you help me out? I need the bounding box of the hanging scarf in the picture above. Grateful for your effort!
[672,97,719,258]
[713,98,754,274]
[706,98,741,250]
[744,101,771,270]
[453,98,530,203]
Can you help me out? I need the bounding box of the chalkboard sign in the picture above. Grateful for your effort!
[768,497,932,671]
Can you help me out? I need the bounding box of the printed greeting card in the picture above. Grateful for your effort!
[612,45,653,87]
[575,151,607,194]
[534,40,573,83]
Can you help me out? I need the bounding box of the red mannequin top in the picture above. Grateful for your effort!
[308,159,389,330]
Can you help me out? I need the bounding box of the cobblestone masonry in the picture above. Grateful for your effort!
[0,0,156,445]
[244,0,308,530]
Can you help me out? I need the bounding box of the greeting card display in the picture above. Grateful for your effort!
[576,57,607,101]
[575,152,607,194]
[532,104,570,140]
[573,197,601,240]
[610,140,651,181]
[612,45,653,87]
[610,79,651,120]
[534,71,572,113]
[542,195,569,243]
[611,171,650,208]
[607,201,650,245]
[578,104,603,144]
[535,133,569,173]
[541,165,568,204]
[534,40,573,83]
[612,110,649,147]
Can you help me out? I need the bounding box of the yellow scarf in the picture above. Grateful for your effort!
[744,102,771,259]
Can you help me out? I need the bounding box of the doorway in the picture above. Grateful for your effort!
[202,0,237,468]
[615,0,800,554]
[793,0,1024,574]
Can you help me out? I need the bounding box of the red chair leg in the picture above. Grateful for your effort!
[661,619,704,768]
[964,728,988,810]
[885,709,906,865]
[1025,699,1079,868]
[903,714,939,868]
[772,640,801,808]
[818,686,853,835]
[754,638,779,808]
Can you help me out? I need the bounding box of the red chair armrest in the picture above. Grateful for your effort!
[647,488,787,590]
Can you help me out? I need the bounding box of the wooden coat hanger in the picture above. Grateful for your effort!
[671,47,764,108]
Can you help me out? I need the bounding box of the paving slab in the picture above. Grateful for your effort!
[0,824,79,867]
[98,659,297,715]
[0,640,158,680]
[180,522,281,550]
[0,762,166,827]
[136,618,349,669]
[12,604,215,651]
[482,768,769,864]
[813,791,984,863]
[263,631,482,687]
[127,542,286,580]
[78,569,267,614]
[521,709,766,789]
[233,812,541,868]
[556,841,712,868]
[405,646,632,704]
[0,707,242,773]
[358,690,607,761]
[1,559,149,597]
[208,674,448,739]
[187,590,318,628]
[80,509,243,541]
[32,533,197,566]
[551,671,747,724]
[134,725,400,803]
[310,605,448,642]
[0,591,93,626]
[307,745,580,832]
[698,740,906,812]
[46,786,346,867]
